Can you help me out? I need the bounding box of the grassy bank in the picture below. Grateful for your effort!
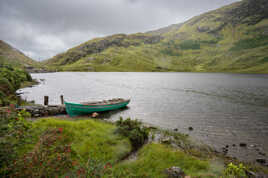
[0,64,36,106]
[1,112,268,177]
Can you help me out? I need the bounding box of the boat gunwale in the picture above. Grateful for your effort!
[64,99,130,108]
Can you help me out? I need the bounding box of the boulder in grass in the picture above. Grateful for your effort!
[164,166,185,178]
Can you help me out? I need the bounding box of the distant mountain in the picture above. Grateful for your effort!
[0,40,39,68]
[44,0,268,73]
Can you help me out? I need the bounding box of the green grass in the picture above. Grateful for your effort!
[24,118,224,177]
[106,143,215,178]
[32,118,132,164]
[8,117,268,177]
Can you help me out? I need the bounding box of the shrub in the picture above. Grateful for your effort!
[0,65,33,106]
[230,35,268,51]
[0,108,32,176]
[179,40,201,50]
[224,162,247,178]
[115,117,149,150]
[8,128,74,177]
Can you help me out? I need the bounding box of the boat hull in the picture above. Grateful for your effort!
[64,100,130,117]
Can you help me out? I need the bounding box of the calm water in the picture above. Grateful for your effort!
[19,72,268,162]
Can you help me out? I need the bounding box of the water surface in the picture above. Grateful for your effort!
[19,72,268,162]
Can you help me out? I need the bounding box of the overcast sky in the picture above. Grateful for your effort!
[0,0,239,61]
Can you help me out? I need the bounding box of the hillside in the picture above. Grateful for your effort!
[0,40,42,71]
[44,0,268,73]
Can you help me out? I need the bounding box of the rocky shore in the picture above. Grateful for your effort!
[17,105,66,117]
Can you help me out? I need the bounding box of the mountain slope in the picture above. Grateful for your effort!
[0,40,39,69]
[44,0,268,73]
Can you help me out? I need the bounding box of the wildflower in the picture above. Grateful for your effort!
[10,104,15,109]
[58,128,63,133]
[6,109,11,113]
[104,162,112,169]
[67,146,71,153]
[76,169,81,176]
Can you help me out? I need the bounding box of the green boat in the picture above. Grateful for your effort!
[64,98,130,117]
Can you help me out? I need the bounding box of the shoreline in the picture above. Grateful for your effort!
[26,115,268,177]
[33,113,268,167]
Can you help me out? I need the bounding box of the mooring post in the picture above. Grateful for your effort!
[44,96,49,106]
[17,96,22,106]
[60,95,64,105]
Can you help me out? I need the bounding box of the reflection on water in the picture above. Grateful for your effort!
[19,72,268,162]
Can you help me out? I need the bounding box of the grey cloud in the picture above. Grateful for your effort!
[0,0,239,60]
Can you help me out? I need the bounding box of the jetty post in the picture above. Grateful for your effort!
[44,96,49,106]
[60,95,64,105]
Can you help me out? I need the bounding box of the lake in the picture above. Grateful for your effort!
[19,72,268,162]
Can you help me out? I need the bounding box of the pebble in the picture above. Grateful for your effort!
[256,158,266,165]
[250,144,256,147]
[164,166,185,178]
[258,152,266,156]
[239,143,247,147]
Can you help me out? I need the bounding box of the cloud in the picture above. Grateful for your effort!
[0,0,239,60]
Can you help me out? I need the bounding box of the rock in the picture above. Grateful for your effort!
[164,166,185,178]
[239,143,247,147]
[161,138,172,144]
[148,126,157,130]
[17,105,66,117]
[246,170,259,178]
[197,26,210,32]
[92,112,99,118]
[256,158,266,165]
[188,127,193,131]
[222,147,228,154]
[256,148,260,151]
[33,114,40,117]
[258,152,266,156]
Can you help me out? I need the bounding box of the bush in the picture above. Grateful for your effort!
[179,40,201,50]
[8,128,74,177]
[0,107,32,176]
[0,65,33,106]
[115,117,149,150]
[230,35,268,51]
[224,163,247,178]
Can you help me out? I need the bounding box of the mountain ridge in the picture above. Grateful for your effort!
[44,0,268,73]
[0,40,39,69]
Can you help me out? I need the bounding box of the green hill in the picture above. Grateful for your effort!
[0,40,41,70]
[44,0,268,73]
